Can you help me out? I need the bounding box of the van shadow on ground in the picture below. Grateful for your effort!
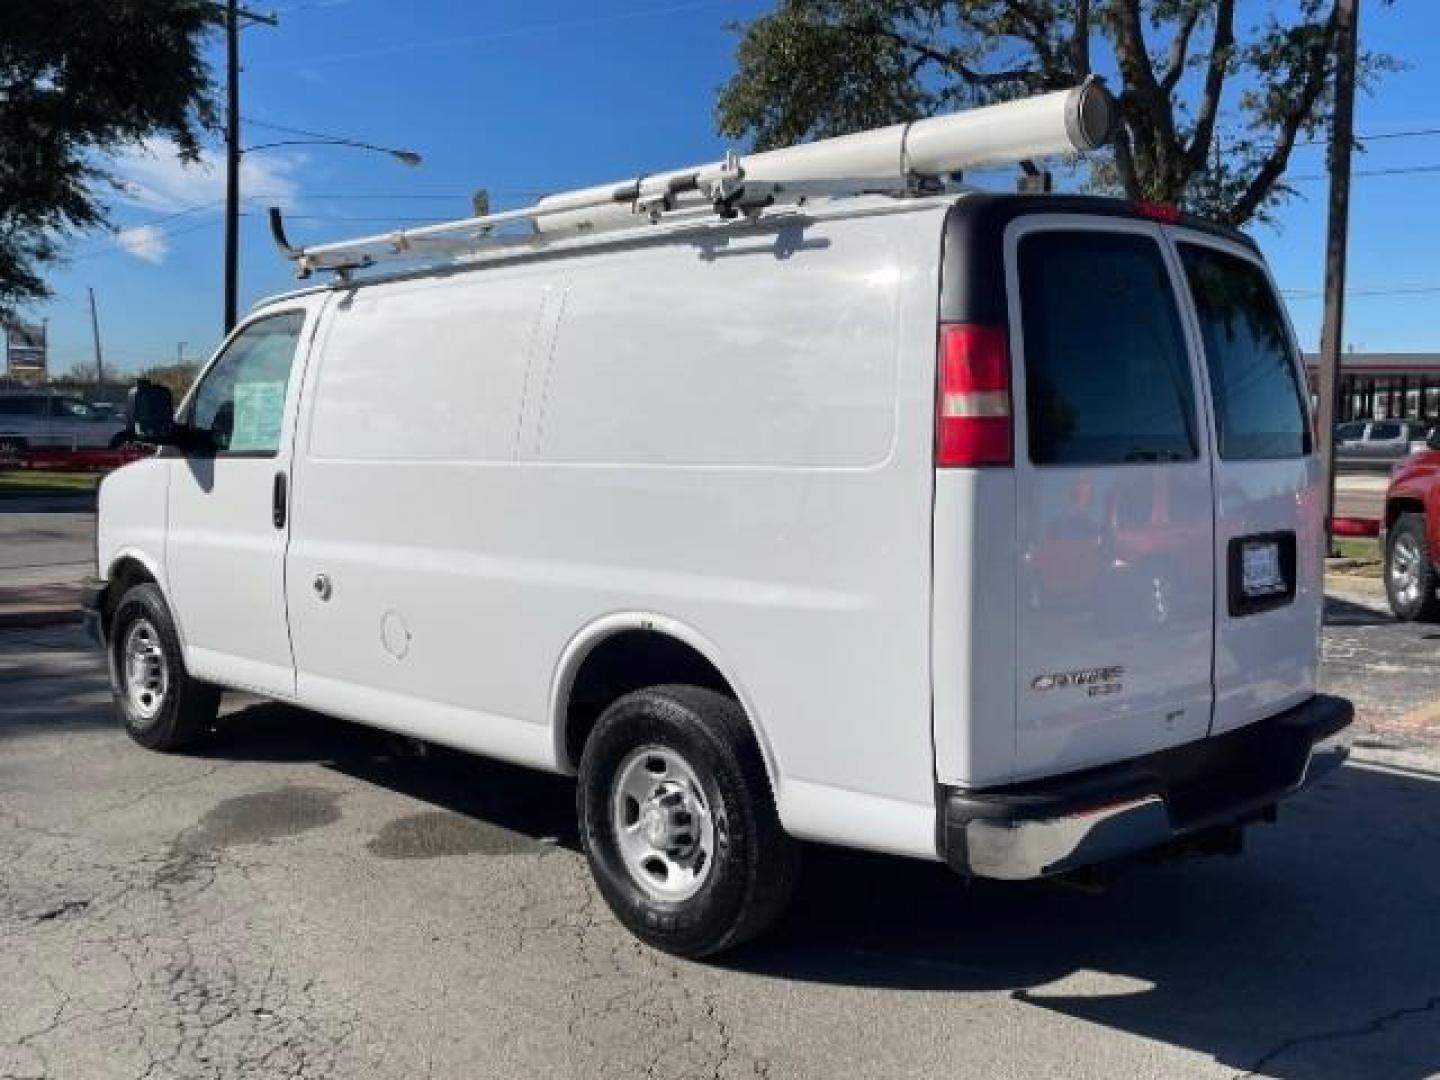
[196,700,1440,1080]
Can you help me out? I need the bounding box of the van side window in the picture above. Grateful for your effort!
[189,311,306,456]
[1179,244,1309,460]
[1018,230,1198,466]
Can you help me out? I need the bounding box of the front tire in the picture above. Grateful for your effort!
[578,685,799,957]
[1385,513,1440,621]
[110,583,221,751]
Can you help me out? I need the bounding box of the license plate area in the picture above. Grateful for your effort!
[1227,532,1297,616]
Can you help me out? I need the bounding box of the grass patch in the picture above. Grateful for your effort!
[1334,536,1380,563]
[0,470,101,497]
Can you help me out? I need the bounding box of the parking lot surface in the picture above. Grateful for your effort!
[2,605,1438,1080]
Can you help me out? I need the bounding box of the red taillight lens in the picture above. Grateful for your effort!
[936,323,1012,467]
[1133,200,1182,223]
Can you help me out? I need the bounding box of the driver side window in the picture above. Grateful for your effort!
[189,311,306,456]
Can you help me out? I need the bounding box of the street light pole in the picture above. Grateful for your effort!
[1317,0,1359,556]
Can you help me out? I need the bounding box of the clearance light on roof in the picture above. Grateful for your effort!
[1134,201,1182,223]
[936,324,1012,468]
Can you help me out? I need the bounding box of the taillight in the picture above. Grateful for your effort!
[935,323,1012,467]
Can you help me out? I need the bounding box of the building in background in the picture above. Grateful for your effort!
[1303,352,1440,424]
[4,320,48,383]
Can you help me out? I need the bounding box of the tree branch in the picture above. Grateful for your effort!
[1111,120,1142,200]
[1000,0,1062,73]
[849,21,1036,91]
[1160,5,1203,94]
[1105,0,1178,183]
[1226,10,1337,225]
[1183,0,1236,175]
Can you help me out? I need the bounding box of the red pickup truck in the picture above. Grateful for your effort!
[1384,431,1440,619]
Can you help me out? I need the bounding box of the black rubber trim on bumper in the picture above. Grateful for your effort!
[80,576,107,648]
[940,693,1353,879]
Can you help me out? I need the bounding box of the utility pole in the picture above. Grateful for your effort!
[222,1,278,334]
[87,287,103,386]
[1316,0,1359,556]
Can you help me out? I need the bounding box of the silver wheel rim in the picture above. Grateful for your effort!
[611,746,716,902]
[1390,533,1424,607]
[122,618,169,722]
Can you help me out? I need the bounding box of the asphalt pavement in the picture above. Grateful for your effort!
[2,598,1438,1080]
[0,497,92,589]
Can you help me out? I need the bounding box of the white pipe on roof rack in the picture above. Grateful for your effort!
[279,80,1113,273]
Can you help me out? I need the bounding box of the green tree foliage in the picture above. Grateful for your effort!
[0,1,218,316]
[717,1,1396,226]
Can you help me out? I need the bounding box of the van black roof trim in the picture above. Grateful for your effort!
[938,193,1257,327]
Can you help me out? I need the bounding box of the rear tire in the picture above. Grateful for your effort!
[110,582,221,751]
[1385,513,1440,622]
[577,684,799,957]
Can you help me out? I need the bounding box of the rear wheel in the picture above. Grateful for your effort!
[577,684,799,957]
[1385,513,1440,621]
[110,583,221,750]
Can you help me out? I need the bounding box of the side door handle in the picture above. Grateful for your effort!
[272,471,288,529]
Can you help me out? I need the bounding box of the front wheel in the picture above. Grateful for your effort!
[110,583,221,750]
[577,684,799,957]
[1385,513,1440,621]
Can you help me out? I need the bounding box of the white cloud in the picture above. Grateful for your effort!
[115,224,169,264]
[111,137,302,213]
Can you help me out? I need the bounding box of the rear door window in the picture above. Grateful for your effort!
[1179,244,1309,460]
[1018,230,1198,466]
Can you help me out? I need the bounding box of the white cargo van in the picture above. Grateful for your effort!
[84,87,1350,956]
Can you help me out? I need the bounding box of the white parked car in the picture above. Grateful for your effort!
[1335,419,1431,463]
[84,88,1350,956]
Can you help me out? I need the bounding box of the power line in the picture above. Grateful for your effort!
[1292,126,1440,147]
[1283,284,1440,299]
[1290,162,1440,182]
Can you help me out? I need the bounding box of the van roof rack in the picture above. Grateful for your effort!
[269,79,1115,281]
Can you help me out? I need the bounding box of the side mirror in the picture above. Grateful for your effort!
[126,380,176,443]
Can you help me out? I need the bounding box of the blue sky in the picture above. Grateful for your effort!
[27,0,1440,375]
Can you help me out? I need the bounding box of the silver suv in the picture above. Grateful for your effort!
[0,391,131,452]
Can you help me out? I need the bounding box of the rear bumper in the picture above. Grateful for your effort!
[940,694,1353,880]
[80,576,107,648]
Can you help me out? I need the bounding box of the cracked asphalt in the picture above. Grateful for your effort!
[2,601,1439,1080]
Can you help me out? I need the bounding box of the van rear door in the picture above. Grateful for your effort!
[1170,233,1320,734]
[1007,217,1215,780]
